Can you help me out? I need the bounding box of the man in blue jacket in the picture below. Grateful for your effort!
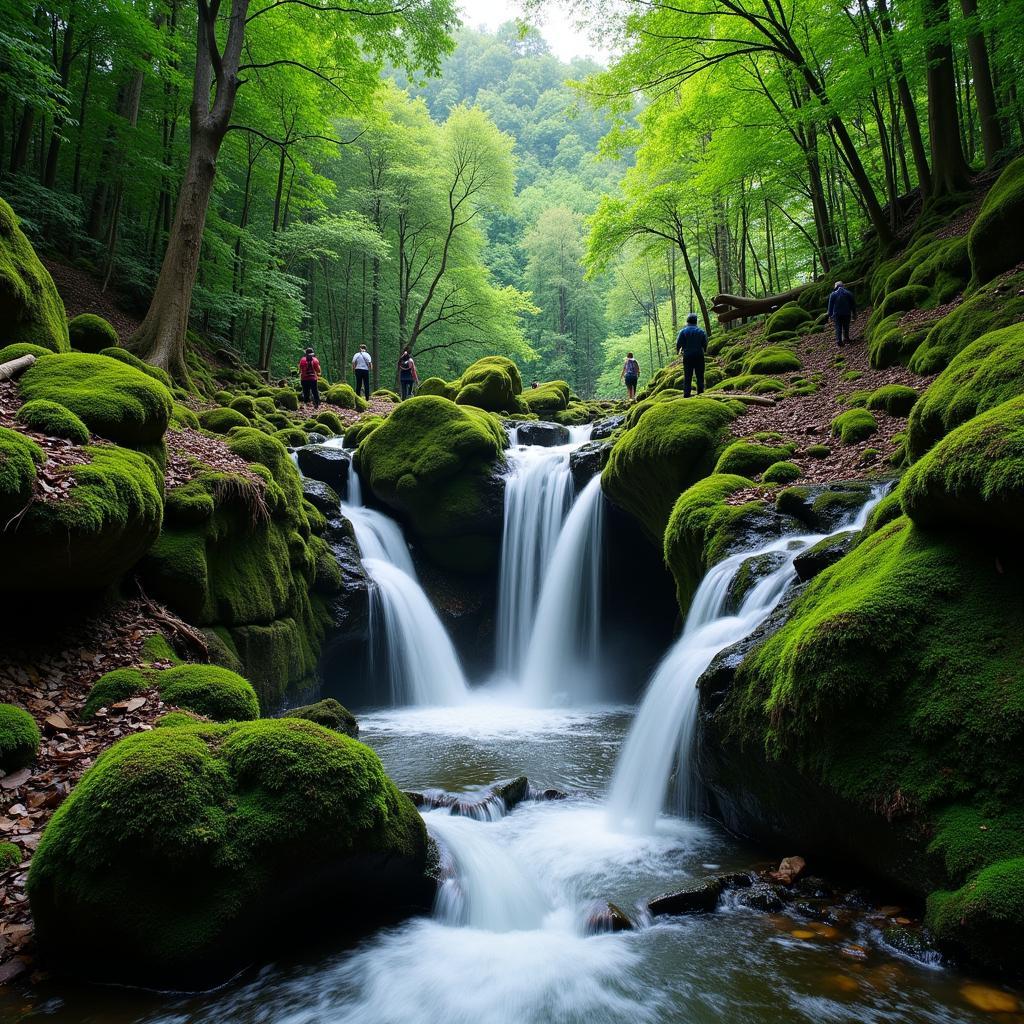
[827,280,857,346]
[675,313,708,397]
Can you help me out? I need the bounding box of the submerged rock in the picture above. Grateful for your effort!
[515,420,570,447]
[736,883,785,913]
[493,776,529,811]
[585,901,634,934]
[648,876,723,916]
[296,445,351,496]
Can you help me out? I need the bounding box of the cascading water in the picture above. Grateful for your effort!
[607,489,884,833]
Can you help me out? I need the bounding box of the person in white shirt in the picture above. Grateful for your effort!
[352,344,372,400]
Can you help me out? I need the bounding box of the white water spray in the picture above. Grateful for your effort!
[607,490,883,832]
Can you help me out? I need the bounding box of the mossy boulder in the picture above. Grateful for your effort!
[0,198,69,353]
[761,461,801,485]
[27,719,432,987]
[416,376,457,400]
[902,395,1024,535]
[0,842,22,870]
[453,356,523,413]
[866,384,918,418]
[907,323,1024,458]
[775,481,874,532]
[521,380,571,414]
[764,302,811,339]
[98,347,173,389]
[344,415,385,449]
[743,347,801,375]
[831,408,877,444]
[0,703,40,772]
[715,440,795,477]
[20,353,172,447]
[158,664,260,722]
[283,697,358,738]
[15,399,89,444]
[358,396,507,572]
[82,668,149,720]
[68,314,118,354]
[0,425,43,525]
[0,342,51,363]
[968,155,1024,285]
[324,383,367,412]
[603,396,739,541]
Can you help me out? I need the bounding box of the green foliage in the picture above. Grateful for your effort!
[865,384,919,417]
[20,353,172,447]
[715,440,795,477]
[68,314,119,354]
[27,718,429,986]
[283,698,358,738]
[761,460,801,484]
[15,399,89,444]
[968,156,1024,284]
[97,347,174,389]
[0,197,69,353]
[805,443,830,458]
[831,408,877,444]
[0,703,40,772]
[158,665,260,722]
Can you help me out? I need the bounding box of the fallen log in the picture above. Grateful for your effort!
[0,354,36,382]
[712,285,809,324]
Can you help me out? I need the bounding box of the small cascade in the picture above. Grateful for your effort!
[607,490,884,833]
[427,811,550,931]
[520,475,606,705]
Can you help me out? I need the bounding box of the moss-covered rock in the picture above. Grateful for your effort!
[715,440,795,477]
[831,408,877,444]
[415,376,457,400]
[345,415,385,449]
[743,347,801,375]
[158,664,259,722]
[907,323,1024,458]
[0,703,40,772]
[68,313,118,353]
[323,383,367,412]
[20,353,172,447]
[0,198,69,353]
[0,842,22,870]
[521,380,570,414]
[274,426,308,448]
[761,461,801,484]
[866,384,918,418]
[97,347,173,389]
[453,356,524,413]
[27,719,432,987]
[0,342,51,363]
[0,425,42,525]
[82,668,149,720]
[902,395,1024,534]
[775,481,874,532]
[283,697,358,738]
[764,302,811,339]
[358,396,507,572]
[15,399,89,444]
[603,397,739,541]
[968,156,1024,285]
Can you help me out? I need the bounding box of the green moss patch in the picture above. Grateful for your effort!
[283,698,358,738]
[831,408,877,444]
[761,461,801,484]
[764,302,811,339]
[743,347,802,375]
[715,440,795,477]
[158,665,259,721]
[0,842,22,870]
[15,399,89,444]
[68,314,118,353]
[866,384,919,418]
[323,383,367,412]
[0,425,43,525]
[453,356,524,413]
[521,380,571,414]
[969,155,1024,285]
[0,703,40,772]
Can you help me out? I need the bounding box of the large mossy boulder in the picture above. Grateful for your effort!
[68,313,118,354]
[0,425,42,525]
[763,302,811,339]
[907,323,1024,458]
[0,198,69,353]
[358,396,507,573]
[0,703,41,772]
[453,355,524,413]
[601,396,739,541]
[968,156,1024,285]
[27,719,432,987]
[521,380,570,414]
[20,353,172,448]
[902,395,1024,535]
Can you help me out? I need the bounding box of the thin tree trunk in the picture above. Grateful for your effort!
[71,46,93,195]
[959,0,1003,165]
[923,0,972,196]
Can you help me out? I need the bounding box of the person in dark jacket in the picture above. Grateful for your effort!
[827,281,857,346]
[397,348,418,400]
[675,313,708,397]
[298,347,321,407]
[620,352,641,401]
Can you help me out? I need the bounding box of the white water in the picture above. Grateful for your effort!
[607,490,883,833]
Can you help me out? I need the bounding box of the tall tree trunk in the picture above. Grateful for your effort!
[959,0,1003,165]
[43,13,75,188]
[923,0,972,196]
[10,107,35,174]
[103,69,145,291]
[71,46,93,195]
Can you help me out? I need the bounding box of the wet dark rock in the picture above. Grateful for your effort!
[795,875,834,899]
[881,924,940,964]
[406,777,530,818]
[296,445,351,496]
[540,788,568,801]
[319,513,371,688]
[302,478,342,516]
[306,431,329,446]
[736,883,785,913]
[569,440,611,490]
[516,421,570,447]
[591,414,626,440]
[717,871,754,890]
[775,480,874,533]
[793,531,859,581]
[493,776,529,811]
[585,901,634,934]
[648,877,723,916]
[724,551,788,613]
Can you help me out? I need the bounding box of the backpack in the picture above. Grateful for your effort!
[625,358,639,377]
[399,354,412,372]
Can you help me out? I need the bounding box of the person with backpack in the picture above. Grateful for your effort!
[298,347,321,407]
[827,280,857,347]
[352,344,372,400]
[675,313,708,397]
[397,348,419,400]
[620,352,641,401]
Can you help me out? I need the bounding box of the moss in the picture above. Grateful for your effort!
[416,376,457,400]
[743,347,801,375]
[309,533,342,593]
[0,198,69,352]
[158,664,259,722]
[907,323,1024,458]
[1,444,163,593]
[761,461,801,484]
[902,395,1024,534]
[764,302,811,339]
[20,353,172,447]
[27,718,429,987]
[171,403,200,430]
[805,444,830,458]
[452,355,524,413]
[0,425,43,524]
[907,235,970,304]
[0,703,41,772]
[553,401,592,426]
[602,397,739,541]
[0,841,22,870]
[141,632,178,665]
[345,415,385,448]
[868,314,933,370]
[663,473,762,612]
[273,388,299,411]
[371,388,399,402]
[866,384,919,417]
[202,627,245,675]
[864,488,904,534]
[715,440,795,477]
[831,408,877,444]
[97,347,173,389]
[323,383,367,412]
[313,410,345,435]
[228,395,256,418]
[82,668,149,720]
[154,710,209,728]
[198,407,248,434]
[15,399,89,444]
[0,342,51,362]
[283,698,358,738]
[841,370,864,382]
[274,427,308,447]
[68,313,118,354]
[968,155,1024,284]
[521,380,571,414]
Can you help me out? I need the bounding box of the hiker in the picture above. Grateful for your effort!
[827,280,857,347]
[620,352,641,401]
[298,347,321,407]
[675,313,708,397]
[398,348,419,400]
[352,344,372,400]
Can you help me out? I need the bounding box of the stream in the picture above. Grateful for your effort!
[2,432,1013,1023]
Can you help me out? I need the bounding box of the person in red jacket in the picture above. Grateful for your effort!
[299,347,321,407]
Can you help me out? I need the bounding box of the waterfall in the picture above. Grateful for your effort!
[607,490,883,833]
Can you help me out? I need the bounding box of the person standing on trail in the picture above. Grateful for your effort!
[620,352,641,401]
[675,313,708,398]
[397,348,419,400]
[299,347,321,408]
[827,281,857,347]
[352,344,372,401]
